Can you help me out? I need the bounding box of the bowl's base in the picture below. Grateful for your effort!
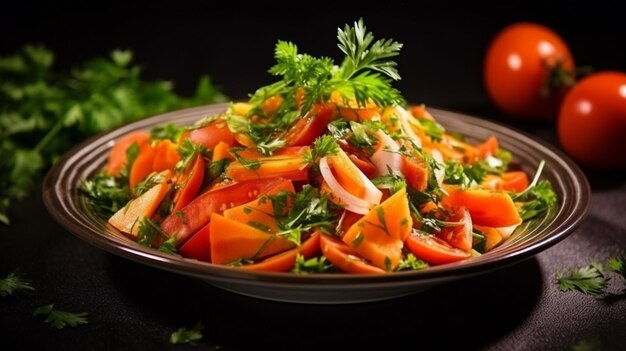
[206,281,430,304]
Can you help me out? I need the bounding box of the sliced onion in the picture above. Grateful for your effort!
[495,224,519,239]
[319,156,371,215]
[370,130,403,178]
[395,105,422,148]
[430,149,445,186]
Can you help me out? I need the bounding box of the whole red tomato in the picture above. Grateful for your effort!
[557,72,626,168]
[484,22,575,118]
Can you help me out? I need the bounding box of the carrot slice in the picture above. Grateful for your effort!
[106,131,150,176]
[129,143,157,189]
[160,177,289,246]
[241,232,321,272]
[209,213,295,265]
[327,149,367,198]
[342,188,412,271]
[320,234,385,274]
[108,180,170,237]
[212,141,233,162]
[223,179,294,234]
[442,185,522,227]
[225,147,310,182]
[152,139,181,172]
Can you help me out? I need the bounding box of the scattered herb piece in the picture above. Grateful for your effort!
[0,270,35,297]
[33,304,88,329]
[170,321,204,345]
[556,262,607,297]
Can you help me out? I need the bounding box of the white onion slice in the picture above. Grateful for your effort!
[431,149,445,186]
[370,130,403,178]
[495,224,519,239]
[395,105,422,148]
[319,156,371,215]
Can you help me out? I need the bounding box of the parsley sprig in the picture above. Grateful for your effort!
[264,185,337,245]
[511,160,558,220]
[0,270,35,297]
[231,18,404,155]
[33,304,88,329]
[170,321,204,345]
[0,45,225,224]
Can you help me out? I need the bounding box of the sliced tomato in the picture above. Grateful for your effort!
[436,207,473,253]
[283,103,337,146]
[402,154,428,191]
[320,234,385,274]
[160,177,291,246]
[187,118,235,149]
[179,222,212,262]
[405,233,471,265]
[172,154,206,212]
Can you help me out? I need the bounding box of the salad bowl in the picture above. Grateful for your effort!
[43,103,590,304]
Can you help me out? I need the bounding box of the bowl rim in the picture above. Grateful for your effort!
[43,103,591,287]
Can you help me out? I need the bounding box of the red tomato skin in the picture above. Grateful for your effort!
[188,121,235,149]
[557,72,626,168]
[484,22,574,118]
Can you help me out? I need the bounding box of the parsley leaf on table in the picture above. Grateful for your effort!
[0,269,35,297]
[33,304,88,329]
[0,45,225,224]
[170,321,204,345]
[556,262,608,297]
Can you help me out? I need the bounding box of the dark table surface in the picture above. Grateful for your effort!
[2,3,626,350]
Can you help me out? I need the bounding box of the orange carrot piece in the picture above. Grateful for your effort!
[320,234,385,274]
[106,131,150,176]
[327,149,367,198]
[241,231,321,272]
[442,185,522,227]
[152,139,181,172]
[129,143,157,189]
[223,180,294,233]
[209,213,295,265]
[108,181,170,237]
[212,141,234,162]
[342,187,412,271]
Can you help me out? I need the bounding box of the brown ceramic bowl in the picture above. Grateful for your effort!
[43,103,590,304]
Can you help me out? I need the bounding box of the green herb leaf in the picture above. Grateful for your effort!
[33,304,88,329]
[0,270,35,297]
[80,173,131,218]
[396,254,429,271]
[556,262,608,296]
[607,256,625,281]
[293,254,332,274]
[170,321,204,346]
[1,44,225,224]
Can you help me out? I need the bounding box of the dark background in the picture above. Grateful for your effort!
[2,2,626,350]
[3,2,626,116]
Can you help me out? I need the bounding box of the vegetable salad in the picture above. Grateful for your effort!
[82,19,557,273]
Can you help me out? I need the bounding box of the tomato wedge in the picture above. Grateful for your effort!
[172,154,205,212]
[320,234,385,274]
[179,222,212,263]
[283,103,337,146]
[160,177,291,246]
[405,233,470,265]
[187,118,235,149]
